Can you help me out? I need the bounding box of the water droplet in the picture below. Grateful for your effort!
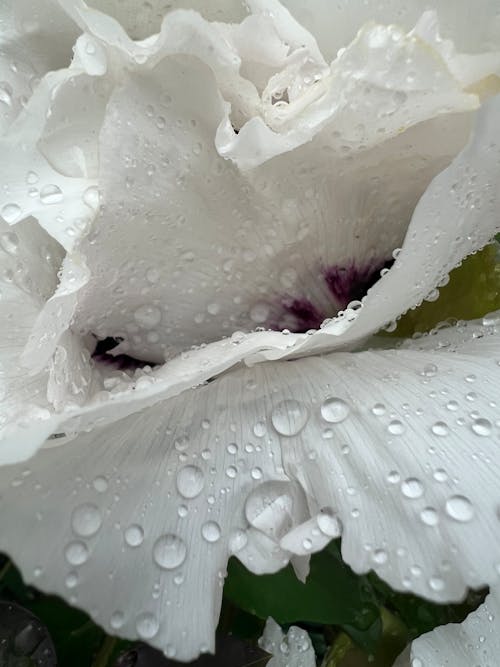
[422,363,438,377]
[253,421,267,437]
[0,83,12,105]
[136,612,159,639]
[388,420,405,435]
[71,503,102,537]
[251,467,263,480]
[1,231,19,254]
[1,203,21,223]
[401,478,424,499]
[321,397,350,424]
[92,476,108,493]
[201,521,221,543]
[226,465,237,479]
[176,465,204,499]
[271,400,308,436]
[445,495,474,522]
[65,571,79,588]
[40,184,63,204]
[134,304,162,328]
[83,186,100,209]
[471,418,492,436]
[124,524,144,547]
[110,611,125,630]
[153,534,186,569]
[317,510,342,537]
[65,541,89,566]
[431,421,449,436]
[250,302,270,324]
[420,507,439,526]
[371,403,386,416]
[26,171,39,185]
[446,400,459,411]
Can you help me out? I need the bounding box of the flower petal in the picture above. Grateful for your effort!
[0,370,304,661]
[394,587,500,666]
[258,618,316,667]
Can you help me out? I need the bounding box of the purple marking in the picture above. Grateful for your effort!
[324,259,393,310]
[92,336,151,371]
[281,297,326,332]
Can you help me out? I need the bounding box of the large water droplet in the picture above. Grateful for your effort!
[136,612,159,639]
[431,421,449,437]
[201,521,221,543]
[401,478,424,499]
[271,400,308,436]
[176,465,204,499]
[445,495,474,522]
[320,397,350,424]
[388,420,405,435]
[420,507,439,526]
[471,418,492,436]
[153,534,186,569]
[71,503,102,537]
[1,203,21,223]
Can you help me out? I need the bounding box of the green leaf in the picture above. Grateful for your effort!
[224,542,378,628]
[389,243,500,338]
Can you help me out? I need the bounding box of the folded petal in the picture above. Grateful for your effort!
[258,618,316,667]
[394,587,500,666]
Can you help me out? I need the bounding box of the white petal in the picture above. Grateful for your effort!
[258,618,316,667]
[0,0,79,133]
[394,587,500,666]
[0,373,298,661]
[0,217,65,463]
[280,0,500,64]
[0,68,100,250]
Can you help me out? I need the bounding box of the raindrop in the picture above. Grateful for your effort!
[253,421,266,437]
[226,465,237,479]
[136,612,159,639]
[153,534,186,569]
[271,400,308,436]
[83,186,100,209]
[93,476,108,493]
[471,418,492,436]
[26,171,39,184]
[176,465,204,499]
[124,524,144,547]
[65,571,79,588]
[229,529,248,552]
[1,203,21,223]
[0,83,12,105]
[40,184,63,204]
[431,421,449,437]
[401,478,424,499]
[420,507,439,526]
[388,420,405,435]
[201,521,221,543]
[250,302,270,324]
[445,495,474,522]
[317,510,342,537]
[251,467,263,480]
[371,403,386,416]
[71,503,102,537]
[64,540,89,566]
[320,397,350,424]
[110,611,125,630]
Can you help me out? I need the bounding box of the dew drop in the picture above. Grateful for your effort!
[401,478,424,499]
[445,495,474,522]
[71,504,102,537]
[65,541,89,566]
[1,203,21,223]
[431,421,449,437]
[251,467,263,480]
[136,612,159,639]
[271,400,308,436]
[124,524,144,547]
[110,611,125,630]
[201,521,221,543]
[471,418,492,436]
[176,465,204,499]
[153,534,186,569]
[249,302,270,324]
[371,403,386,416]
[93,476,108,493]
[253,421,266,437]
[388,420,405,435]
[320,397,350,424]
[82,186,100,209]
[420,507,439,526]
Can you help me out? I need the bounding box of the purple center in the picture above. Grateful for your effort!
[92,336,151,371]
[278,259,392,333]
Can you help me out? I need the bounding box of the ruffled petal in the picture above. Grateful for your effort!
[258,618,316,667]
[394,587,500,666]
[0,0,79,133]
[0,371,307,661]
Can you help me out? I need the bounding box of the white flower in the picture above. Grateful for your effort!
[394,586,500,666]
[1,0,500,661]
